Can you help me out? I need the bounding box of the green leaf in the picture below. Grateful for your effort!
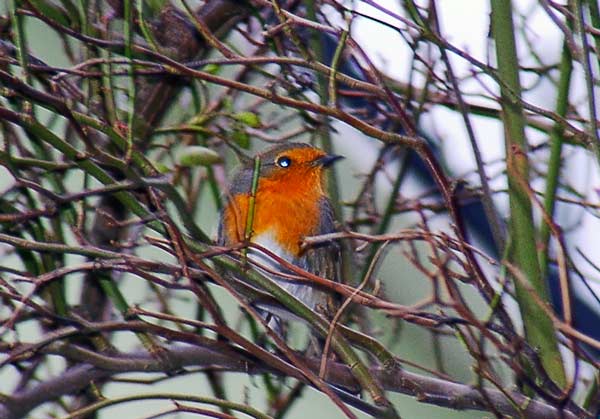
[153,161,172,173]
[189,114,210,127]
[233,111,261,128]
[145,0,168,14]
[30,0,72,27]
[203,64,221,75]
[52,0,81,30]
[222,97,233,112]
[178,146,222,167]
[231,128,250,149]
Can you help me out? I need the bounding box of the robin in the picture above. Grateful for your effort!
[218,142,343,335]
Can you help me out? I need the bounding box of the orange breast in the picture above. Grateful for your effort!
[222,168,323,257]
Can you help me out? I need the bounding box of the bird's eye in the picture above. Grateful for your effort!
[276,156,291,168]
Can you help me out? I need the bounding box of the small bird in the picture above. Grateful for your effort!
[218,142,343,335]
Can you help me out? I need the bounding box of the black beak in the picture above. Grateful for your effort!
[315,154,344,167]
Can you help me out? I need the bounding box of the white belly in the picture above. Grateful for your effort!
[251,231,319,311]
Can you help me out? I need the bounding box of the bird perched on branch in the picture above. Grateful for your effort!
[218,142,343,336]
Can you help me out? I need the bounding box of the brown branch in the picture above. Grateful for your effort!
[0,342,581,419]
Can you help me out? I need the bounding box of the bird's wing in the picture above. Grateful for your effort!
[298,197,342,318]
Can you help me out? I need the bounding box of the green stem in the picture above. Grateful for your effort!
[242,156,261,261]
[575,0,600,162]
[588,0,600,72]
[245,156,261,241]
[8,0,31,86]
[582,371,599,411]
[100,47,118,127]
[328,26,349,107]
[137,0,160,52]
[124,0,136,161]
[60,393,272,419]
[491,0,566,387]
[539,38,573,278]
